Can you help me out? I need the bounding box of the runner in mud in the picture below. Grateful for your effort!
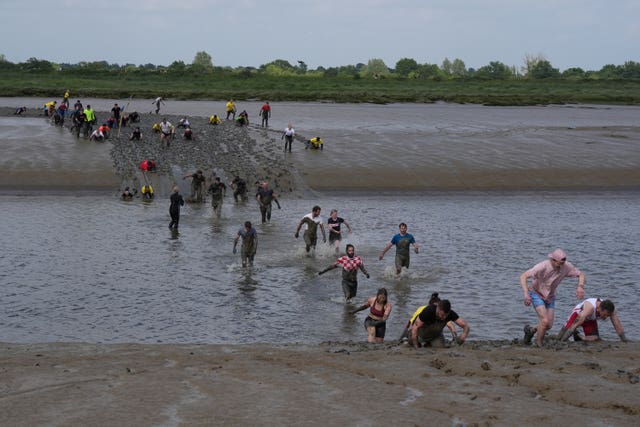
[295,205,326,253]
[207,176,227,218]
[557,298,627,342]
[318,244,369,303]
[153,97,165,114]
[327,209,352,253]
[520,248,585,347]
[183,169,206,203]
[233,221,258,268]
[351,288,392,343]
[255,181,280,223]
[231,176,248,202]
[379,222,419,274]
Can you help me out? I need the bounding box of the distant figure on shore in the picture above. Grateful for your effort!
[141,184,154,200]
[255,181,280,223]
[121,186,135,200]
[89,129,104,142]
[129,127,143,141]
[226,99,236,120]
[209,114,222,125]
[295,205,326,253]
[520,248,585,347]
[207,176,227,218]
[183,126,194,140]
[233,221,258,268]
[259,101,271,127]
[153,97,165,114]
[236,110,249,126]
[231,176,248,202]
[318,244,369,303]
[159,118,175,147]
[62,89,70,107]
[14,106,27,115]
[183,169,206,203]
[410,299,469,348]
[558,298,627,342]
[379,222,419,274]
[327,209,352,253]
[139,159,156,172]
[305,137,323,150]
[351,288,392,343]
[111,103,121,128]
[282,123,295,153]
[168,186,184,229]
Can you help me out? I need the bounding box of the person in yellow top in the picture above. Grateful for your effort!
[83,105,96,125]
[63,89,70,106]
[209,114,222,125]
[152,123,161,133]
[44,101,56,116]
[306,137,324,150]
[226,99,236,120]
[141,184,155,200]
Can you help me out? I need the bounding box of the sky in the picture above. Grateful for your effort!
[1,0,638,72]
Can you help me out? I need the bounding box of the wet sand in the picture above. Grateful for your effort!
[1,340,639,426]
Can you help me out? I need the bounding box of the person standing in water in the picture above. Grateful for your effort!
[327,209,352,253]
[295,205,326,253]
[318,244,370,303]
[168,186,184,229]
[256,181,281,223]
[207,176,227,218]
[379,222,419,274]
[233,221,258,268]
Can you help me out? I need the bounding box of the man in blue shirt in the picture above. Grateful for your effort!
[379,222,419,274]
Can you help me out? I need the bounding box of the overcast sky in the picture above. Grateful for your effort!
[2,0,638,71]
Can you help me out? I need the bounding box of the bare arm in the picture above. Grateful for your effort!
[610,312,627,341]
[379,242,393,260]
[294,219,303,238]
[318,264,337,275]
[358,264,370,278]
[560,302,594,341]
[351,298,372,315]
[232,235,240,253]
[320,223,326,242]
[343,220,352,233]
[520,271,532,306]
[411,318,424,349]
[576,272,586,299]
[454,317,470,344]
[412,242,419,254]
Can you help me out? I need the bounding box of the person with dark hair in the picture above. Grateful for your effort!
[318,244,370,302]
[121,186,135,200]
[295,205,326,253]
[168,186,184,229]
[379,222,419,274]
[558,298,626,342]
[153,97,165,114]
[256,181,280,223]
[207,176,227,218]
[231,176,248,202]
[233,221,258,268]
[411,299,470,348]
[129,127,143,141]
[327,209,352,254]
[111,103,121,128]
[282,123,295,152]
[259,101,271,127]
[14,106,27,115]
[520,248,586,347]
[183,169,206,203]
[351,288,392,343]
[398,292,457,343]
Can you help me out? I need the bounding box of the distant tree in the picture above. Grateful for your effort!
[296,60,307,74]
[451,58,467,77]
[619,61,640,79]
[522,52,547,76]
[323,67,338,78]
[562,67,586,79]
[20,57,54,73]
[139,63,157,70]
[475,61,513,80]
[363,58,390,78]
[395,58,419,77]
[0,53,7,62]
[529,60,560,79]
[260,59,295,71]
[192,51,214,70]
[168,60,187,74]
[417,63,442,79]
[441,58,452,76]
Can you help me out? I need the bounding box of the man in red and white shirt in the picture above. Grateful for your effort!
[319,244,370,302]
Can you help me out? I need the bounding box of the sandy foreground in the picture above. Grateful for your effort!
[1,340,638,426]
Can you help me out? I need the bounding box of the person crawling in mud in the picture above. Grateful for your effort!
[305,137,324,150]
[557,298,627,342]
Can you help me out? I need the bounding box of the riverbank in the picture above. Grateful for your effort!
[1,340,638,426]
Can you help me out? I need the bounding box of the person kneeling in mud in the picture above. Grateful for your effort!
[318,244,370,303]
[557,298,627,342]
[399,292,457,344]
[305,137,324,150]
[233,221,258,267]
[411,299,470,348]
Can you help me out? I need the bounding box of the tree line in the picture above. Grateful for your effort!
[1,51,639,80]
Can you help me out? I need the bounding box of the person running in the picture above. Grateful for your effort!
[327,209,352,253]
[226,99,236,120]
[207,176,227,218]
[233,221,258,268]
[159,118,175,147]
[351,288,392,343]
[410,299,470,348]
[183,170,206,203]
[153,97,165,114]
[259,101,271,127]
[168,186,184,229]
[255,181,280,223]
[520,248,586,347]
[379,222,419,274]
[558,298,627,342]
[295,206,326,253]
[318,244,370,302]
[231,176,248,202]
[282,123,295,152]
[83,104,96,132]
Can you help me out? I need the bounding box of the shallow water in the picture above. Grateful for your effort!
[1,192,638,344]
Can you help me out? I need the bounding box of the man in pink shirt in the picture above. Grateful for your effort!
[519,248,585,347]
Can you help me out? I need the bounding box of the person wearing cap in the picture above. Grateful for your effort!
[519,248,586,347]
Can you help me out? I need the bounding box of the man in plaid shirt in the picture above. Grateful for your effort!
[319,244,370,302]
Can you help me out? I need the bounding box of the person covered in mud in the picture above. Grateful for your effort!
[89,129,104,142]
[305,137,323,150]
[98,123,110,139]
[557,298,626,342]
[236,110,249,126]
[520,248,586,347]
[327,209,352,254]
[295,205,326,253]
[255,181,280,223]
[207,176,227,218]
[177,117,190,128]
[129,127,143,141]
[351,288,392,343]
[231,176,248,202]
[153,96,165,114]
[168,186,184,229]
[318,244,370,303]
[183,169,206,203]
[399,292,458,344]
[183,126,194,140]
[121,186,135,200]
[141,184,154,200]
[379,222,419,274]
[411,299,469,348]
[14,106,27,115]
[209,114,222,125]
[233,221,258,268]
